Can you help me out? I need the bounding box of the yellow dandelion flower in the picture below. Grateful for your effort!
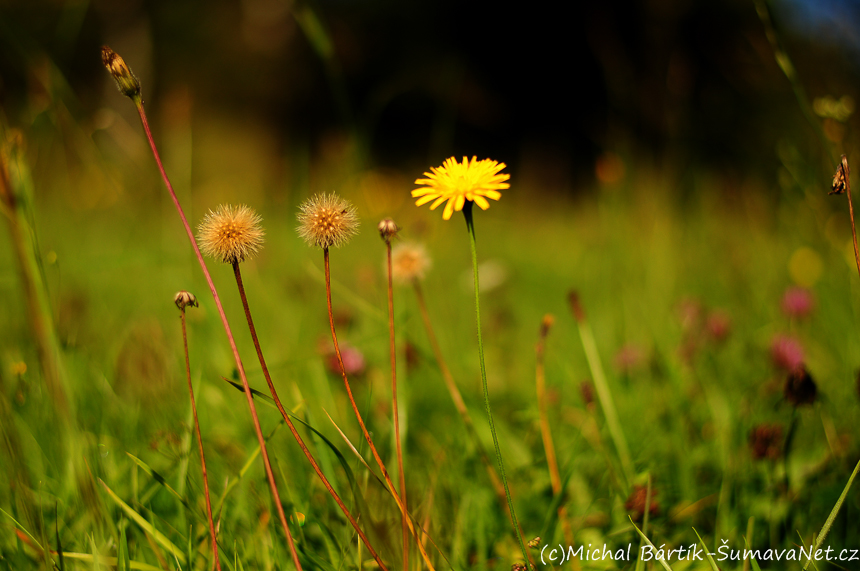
[297,193,360,249]
[412,156,510,220]
[197,204,265,264]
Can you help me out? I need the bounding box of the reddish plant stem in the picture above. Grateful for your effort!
[385,243,408,571]
[324,248,436,571]
[534,315,572,547]
[230,261,389,571]
[845,177,860,282]
[179,308,222,571]
[134,103,302,571]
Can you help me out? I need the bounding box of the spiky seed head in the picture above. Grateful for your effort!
[197,204,265,264]
[377,218,399,243]
[174,291,198,310]
[296,193,359,249]
[391,242,431,283]
[101,46,141,99]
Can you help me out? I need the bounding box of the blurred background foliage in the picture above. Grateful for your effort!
[1,0,859,194]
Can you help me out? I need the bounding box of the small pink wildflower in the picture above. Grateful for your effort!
[770,334,804,372]
[781,287,815,319]
[705,310,731,343]
[613,344,646,374]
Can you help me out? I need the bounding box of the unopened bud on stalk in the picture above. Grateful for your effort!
[174,291,198,310]
[377,218,399,243]
[101,46,141,99]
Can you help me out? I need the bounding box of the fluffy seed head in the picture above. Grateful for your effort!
[101,46,141,99]
[391,242,431,283]
[296,193,359,249]
[197,204,265,264]
[174,291,198,310]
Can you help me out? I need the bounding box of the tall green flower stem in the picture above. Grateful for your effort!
[103,48,302,571]
[229,260,388,571]
[462,201,531,567]
[323,248,437,571]
[176,295,222,571]
[412,281,507,505]
[567,292,633,487]
[382,234,409,571]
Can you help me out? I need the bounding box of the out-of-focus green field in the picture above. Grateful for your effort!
[2,90,860,570]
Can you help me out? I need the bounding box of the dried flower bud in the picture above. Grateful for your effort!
[101,46,141,99]
[784,366,817,407]
[538,314,554,340]
[830,155,849,195]
[749,423,783,460]
[377,218,399,243]
[625,484,659,522]
[174,291,198,310]
[567,290,585,323]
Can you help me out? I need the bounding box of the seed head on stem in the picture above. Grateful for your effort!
[197,205,265,265]
[297,193,359,249]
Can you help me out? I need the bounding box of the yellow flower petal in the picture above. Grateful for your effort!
[411,156,508,220]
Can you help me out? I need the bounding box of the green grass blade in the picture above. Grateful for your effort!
[126,453,191,512]
[802,458,860,571]
[59,552,162,571]
[629,518,673,571]
[97,479,186,565]
[692,527,720,571]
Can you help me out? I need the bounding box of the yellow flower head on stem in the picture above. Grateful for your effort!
[412,156,510,220]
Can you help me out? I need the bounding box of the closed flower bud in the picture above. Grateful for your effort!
[101,46,141,99]
[377,218,399,243]
[174,291,198,310]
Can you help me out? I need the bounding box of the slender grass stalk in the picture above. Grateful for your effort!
[175,292,221,571]
[0,135,69,419]
[462,201,531,568]
[829,156,860,280]
[412,281,507,505]
[534,314,572,546]
[568,291,633,488]
[323,248,437,571]
[229,259,389,571]
[101,47,302,571]
[380,219,409,571]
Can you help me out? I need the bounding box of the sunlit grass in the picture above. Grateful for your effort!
[2,106,860,569]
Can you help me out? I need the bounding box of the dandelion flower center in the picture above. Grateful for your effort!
[197,204,265,264]
[297,193,360,249]
[412,156,510,220]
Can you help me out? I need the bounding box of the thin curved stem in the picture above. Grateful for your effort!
[462,202,531,568]
[385,243,409,571]
[180,309,222,571]
[230,260,388,571]
[134,102,301,571]
[324,248,437,571]
[412,281,507,505]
